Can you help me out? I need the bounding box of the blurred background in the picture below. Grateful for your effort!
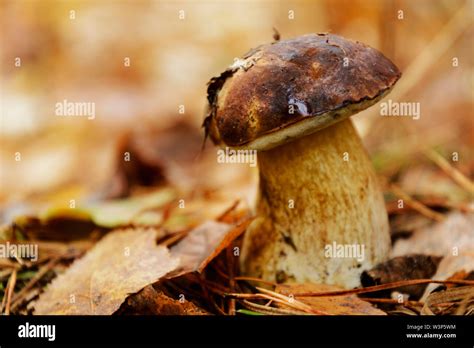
[1,0,473,222]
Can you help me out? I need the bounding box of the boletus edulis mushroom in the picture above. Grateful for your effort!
[203,33,401,288]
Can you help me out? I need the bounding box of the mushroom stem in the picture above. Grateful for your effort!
[241,119,390,288]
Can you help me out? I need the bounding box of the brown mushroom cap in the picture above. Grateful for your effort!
[204,33,401,150]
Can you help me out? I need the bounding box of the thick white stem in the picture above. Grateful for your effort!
[240,119,390,288]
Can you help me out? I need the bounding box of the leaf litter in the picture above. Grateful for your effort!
[276,283,386,315]
[33,228,179,314]
[2,118,473,316]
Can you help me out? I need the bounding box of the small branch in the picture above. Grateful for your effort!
[361,298,422,306]
[255,286,324,314]
[4,270,17,315]
[390,184,445,222]
[216,200,240,222]
[226,246,236,315]
[225,290,325,314]
[292,279,474,298]
[240,300,307,315]
[425,150,474,195]
[10,257,59,310]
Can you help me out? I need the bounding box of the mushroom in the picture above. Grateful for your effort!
[203,33,401,288]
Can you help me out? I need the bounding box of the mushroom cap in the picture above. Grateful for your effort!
[204,33,401,150]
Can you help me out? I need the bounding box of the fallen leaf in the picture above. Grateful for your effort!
[33,228,179,314]
[85,188,176,228]
[431,254,474,283]
[421,286,474,315]
[421,253,474,300]
[361,255,442,299]
[392,212,474,257]
[8,188,177,241]
[197,219,251,273]
[167,220,233,277]
[162,195,250,232]
[391,212,474,300]
[119,285,208,315]
[276,283,386,315]
[12,214,102,242]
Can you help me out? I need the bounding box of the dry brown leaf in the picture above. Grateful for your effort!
[120,285,208,315]
[361,255,442,299]
[276,283,386,315]
[421,286,474,315]
[391,212,474,300]
[421,253,474,300]
[197,219,251,273]
[167,220,236,277]
[33,228,179,315]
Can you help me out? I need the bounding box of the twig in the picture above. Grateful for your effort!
[213,302,227,315]
[0,259,20,269]
[13,253,24,265]
[455,290,474,315]
[386,196,473,214]
[292,279,474,297]
[198,273,226,315]
[216,200,240,222]
[203,279,231,295]
[255,287,323,314]
[0,277,8,312]
[0,269,13,281]
[214,265,231,281]
[240,300,308,315]
[10,257,59,310]
[225,291,324,314]
[264,299,273,307]
[425,150,474,195]
[390,184,445,222]
[360,298,422,306]
[226,246,236,315]
[422,286,474,315]
[244,293,314,313]
[4,270,17,315]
